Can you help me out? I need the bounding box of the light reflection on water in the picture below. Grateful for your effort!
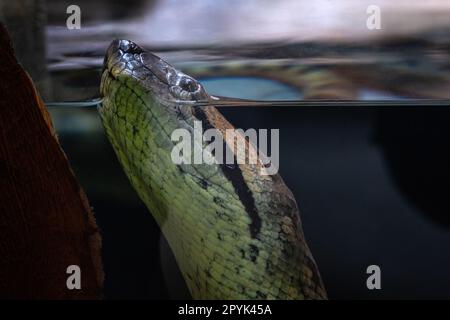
[2,0,449,102]
[36,0,450,103]
[45,45,450,103]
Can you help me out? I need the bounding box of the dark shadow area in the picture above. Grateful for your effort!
[376,108,450,228]
[54,106,450,299]
[57,130,190,299]
[221,106,450,299]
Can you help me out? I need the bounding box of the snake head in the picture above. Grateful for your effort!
[103,39,209,103]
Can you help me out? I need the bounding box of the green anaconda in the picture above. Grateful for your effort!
[99,39,328,299]
[98,36,450,299]
[98,38,450,299]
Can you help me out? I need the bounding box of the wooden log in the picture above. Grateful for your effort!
[0,23,103,299]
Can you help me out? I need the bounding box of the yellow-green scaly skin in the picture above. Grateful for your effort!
[99,39,327,299]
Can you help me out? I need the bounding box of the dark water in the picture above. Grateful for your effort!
[2,0,450,299]
[50,103,450,300]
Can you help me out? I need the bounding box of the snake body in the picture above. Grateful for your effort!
[99,39,327,299]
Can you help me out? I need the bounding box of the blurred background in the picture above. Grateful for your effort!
[1,0,450,299]
[0,0,448,101]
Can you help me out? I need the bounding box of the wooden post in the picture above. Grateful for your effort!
[0,23,103,299]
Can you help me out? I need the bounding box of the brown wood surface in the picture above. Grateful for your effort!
[0,23,103,299]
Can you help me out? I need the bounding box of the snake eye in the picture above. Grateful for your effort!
[170,75,207,101]
[179,76,198,93]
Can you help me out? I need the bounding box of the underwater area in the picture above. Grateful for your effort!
[1,0,450,299]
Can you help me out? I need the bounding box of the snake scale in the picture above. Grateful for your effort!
[99,39,329,299]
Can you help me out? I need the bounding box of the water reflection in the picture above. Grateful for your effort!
[2,0,450,101]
